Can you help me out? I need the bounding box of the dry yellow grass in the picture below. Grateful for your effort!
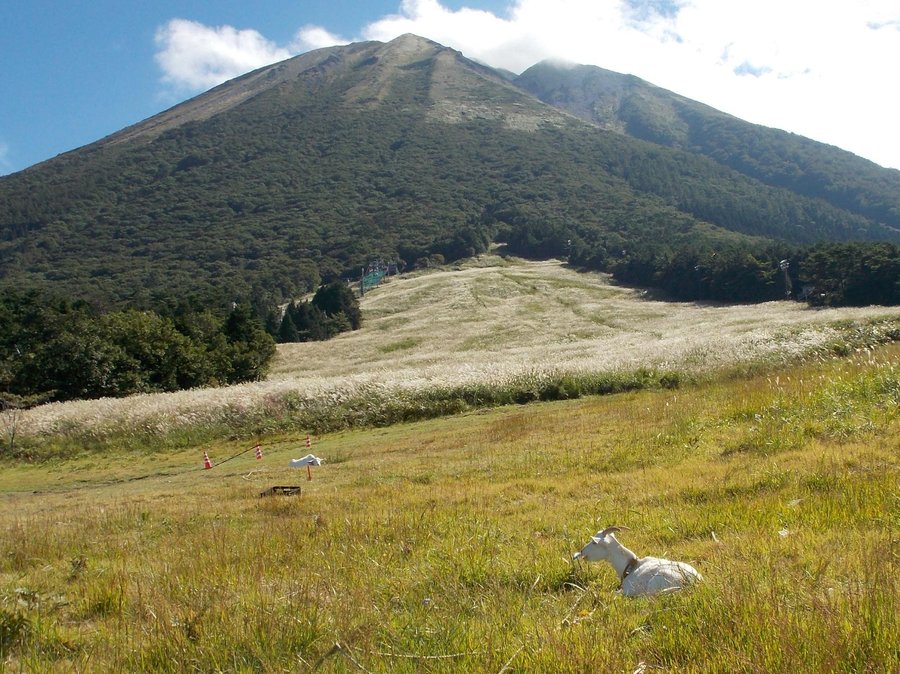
[15,255,900,442]
[272,256,897,378]
[1,345,897,671]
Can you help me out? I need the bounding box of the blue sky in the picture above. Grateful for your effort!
[2,1,899,175]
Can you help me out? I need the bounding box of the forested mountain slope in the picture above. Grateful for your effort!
[516,60,900,231]
[1,35,897,312]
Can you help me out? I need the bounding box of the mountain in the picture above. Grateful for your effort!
[515,60,900,230]
[1,34,898,311]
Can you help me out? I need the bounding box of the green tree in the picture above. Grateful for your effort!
[101,310,201,392]
[312,282,362,331]
[24,310,125,400]
[291,301,329,342]
[0,293,279,405]
[800,242,900,306]
[222,304,277,382]
[277,311,300,343]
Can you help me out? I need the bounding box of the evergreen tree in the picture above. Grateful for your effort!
[291,301,329,341]
[222,304,277,382]
[278,311,300,343]
[312,282,362,330]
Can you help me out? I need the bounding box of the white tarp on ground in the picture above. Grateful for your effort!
[289,454,323,467]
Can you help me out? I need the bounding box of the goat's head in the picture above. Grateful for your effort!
[572,526,629,562]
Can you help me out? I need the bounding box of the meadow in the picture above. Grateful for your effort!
[1,257,898,671]
[11,257,900,453]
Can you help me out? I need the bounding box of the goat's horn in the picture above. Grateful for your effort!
[597,525,631,538]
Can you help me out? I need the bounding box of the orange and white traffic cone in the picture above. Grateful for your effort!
[255,443,263,460]
[203,451,212,469]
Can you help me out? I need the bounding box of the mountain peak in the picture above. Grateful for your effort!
[373,33,448,67]
[386,33,445,50]
[1,35,898,310]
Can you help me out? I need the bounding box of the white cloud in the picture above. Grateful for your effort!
[360,0,900,169]
[154,19,291,91]
[290,25,350,52]
[363,0,522,63]
[153,1,900,167]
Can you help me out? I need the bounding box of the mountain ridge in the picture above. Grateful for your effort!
[1,34,897,311]
[35,41,380,167]
[515,59,900,229]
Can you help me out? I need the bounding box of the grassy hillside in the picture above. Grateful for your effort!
[10,255,900,453]
[2,256,898,670]
[1,340,897,671]
[516,60,900,232]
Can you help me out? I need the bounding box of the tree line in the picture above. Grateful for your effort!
[0,293,275,408]
[270,281,362,343]
[1,280,365,408]
[608,241,899,307]
[505,224,899,307]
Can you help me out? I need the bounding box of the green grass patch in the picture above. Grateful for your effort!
[1,345,897,671]
[378,336,423,353]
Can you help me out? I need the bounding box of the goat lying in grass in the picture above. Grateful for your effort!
[573,526,702,597]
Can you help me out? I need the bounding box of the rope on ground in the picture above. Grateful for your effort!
[202,441,258,470]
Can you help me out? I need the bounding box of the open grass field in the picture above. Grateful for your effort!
[1,257,898,671]
[11,256,900,452]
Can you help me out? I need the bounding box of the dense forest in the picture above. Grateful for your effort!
[0,293,274,407]
[1,36,897,318]
[505,223,899,306]
[0,280,363,408]
[610,240,900,306]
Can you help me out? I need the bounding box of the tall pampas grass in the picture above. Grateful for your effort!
[16,257,900,448]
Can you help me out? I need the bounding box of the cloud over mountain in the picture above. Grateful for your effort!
[152,1,900,168]
[154,19,292,91]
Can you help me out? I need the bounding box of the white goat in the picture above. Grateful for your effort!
[572,526,702,597]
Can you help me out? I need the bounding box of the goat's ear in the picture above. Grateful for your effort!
[590,536,604,544]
